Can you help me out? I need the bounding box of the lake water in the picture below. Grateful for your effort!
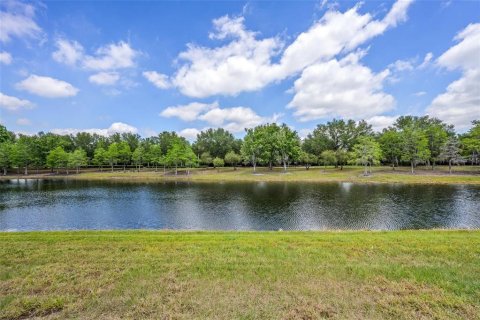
[0,179,479,231]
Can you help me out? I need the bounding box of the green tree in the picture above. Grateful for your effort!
[424,118,451,169]
[298,151,317,170]
[118,141,131,172]
[460,120,480,165]
[379,128,402,170]
[241,127,264,173]
[200,152,213,166]
[0,125,14,144]
[46,146,68,174]
[0,142,12,175]
[132,146,145,171]
[276,124,301,172]
[439,137,464,174]
[11,136,32,175]
[93,147,108,171]
[166,138,195,175]
[149,144,163,172]
[224,151,241,170]
[68,149,88,174]
[351,136,382,175]
[212,157,224,171]
[320,150,336,170]
[193,128,239,159]
[400,126,430,174]
[106,143,120,172]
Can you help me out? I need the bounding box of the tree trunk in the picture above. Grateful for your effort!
[269,161,273,171]
[3,168,6,176]
[24,166,28,175]
[66,168,69,175]
[283,159,287,172]
[175,164,178,175]
[411,160,414,174]
[449,160,452,174]
[111,164,114,172]
[123,164,126,172]
[76,167,79,174]
[364,163,368,176]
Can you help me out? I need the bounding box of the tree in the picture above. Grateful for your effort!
[193,128,239,159]
[0,125,14,144]
[224,151,241,170]
[276,124,301,172]
[320,150,336,170]
[439,137,464,174]
[106,143,120,172]
[11,136,32,175]
[461,120,480,165]
[117,141,131,172]
[400,126,430,174]
[121,133,141,151]
[132,146,145,171]
[424,118,451,169]
[212,157,224,171]
[165,138,195,175]
[68,149,88,174]
[149,144,163,172]
[0,142,12,175]
[241,127,264,173]
[200,152,213,167]
[93,147,108,171]
[46,146,68,174]
[335,149,349,170]
[379,128,402,170]
[351,136,382,175]
[298,151,317,170]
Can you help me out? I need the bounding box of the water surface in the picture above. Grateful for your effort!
[0,179,479,231]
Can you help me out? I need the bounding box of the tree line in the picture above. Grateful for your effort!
[0,116,479,176]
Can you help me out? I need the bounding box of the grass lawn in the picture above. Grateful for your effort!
[1,230,479,319]
[2,166,480,185]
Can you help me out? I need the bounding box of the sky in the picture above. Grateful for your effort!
[0,0,479,139]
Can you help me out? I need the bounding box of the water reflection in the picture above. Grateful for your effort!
[0,179,479,231]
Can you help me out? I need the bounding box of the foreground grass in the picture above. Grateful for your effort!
[2,166,480,185]
[1,231,479,319]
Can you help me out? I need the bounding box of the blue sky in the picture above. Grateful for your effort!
[0,0,479,139]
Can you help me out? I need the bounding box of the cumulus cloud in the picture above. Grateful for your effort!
[16,75,79,98]
[0,51,12,64]
[178,128,203,140]
[427,23,480,130]
[169,0,413,98]
[288,51,395,121]
[83,41,139,70]
[160,101,280,133]
[160,102,218,121]
[366,115,398,132]
[51,122,138,136]
[89,72,120,86]
[419,52,433,69]
[52,39,84,66]
[0,0,42,42]
[143,71,171,89]
[0,92,34,111]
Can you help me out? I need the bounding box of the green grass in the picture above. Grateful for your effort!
[3,166,479,185]
[1,230,479,319]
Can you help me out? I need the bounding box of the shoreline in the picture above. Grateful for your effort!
[1,166,479,185]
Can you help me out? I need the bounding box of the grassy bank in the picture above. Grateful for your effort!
[1,230,479,319]
[2,166,479,185]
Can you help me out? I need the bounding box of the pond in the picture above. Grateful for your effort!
[0,179,479,231]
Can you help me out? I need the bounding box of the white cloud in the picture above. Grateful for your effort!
[389,59,415,72]
[427,69,480,130]
[414,91,426,96]
[16,118,31,126]
[160,101,279,133]
[89,72,120,86]
[160,102,218,121]
[366,115,398,132]
[83,41,139,70]
[0,0,42,42]
[0,51,12,64]
[169,1,413,98]
[52,39,84,66]
[16,75,79,98]
[437,23,480,70]
[143,71,170,89]
[178,128,203,140]
[51,122,138,136]
[419,52,433,69]
[288,52,395,121]
[428,23,480,130]
[0,92,34,111]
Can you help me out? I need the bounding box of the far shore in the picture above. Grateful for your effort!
[1,165,479,185]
